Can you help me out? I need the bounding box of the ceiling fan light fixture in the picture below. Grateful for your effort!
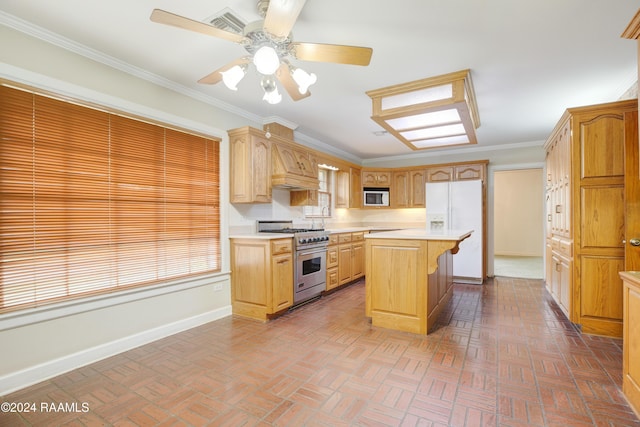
[291,67,317,94]
[221,64,247,90]
[253,45,281,75]
[261,75,282,104]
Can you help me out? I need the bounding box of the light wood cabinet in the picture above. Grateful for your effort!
[326,233,340,290]
[544,99,637,337]
[290,190,318,206]
[327,231,365,289]
[362,170,392,187]
[392,169,425,208]
[272,142,320,189]
[620,271,640,418]
[455,163,485,181]
[426,166,454,182]
[365,236,459,334]
[336,167,362,208]
[228,127,271,203]
[230,237,293,320]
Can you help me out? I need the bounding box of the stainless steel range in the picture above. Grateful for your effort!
[257,220,329,305]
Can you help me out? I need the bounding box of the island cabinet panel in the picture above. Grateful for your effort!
[230,238,293,321]
[365,235,462,335]
[367,240,425,333]
[621,272,640,418]
[544,99,637,337]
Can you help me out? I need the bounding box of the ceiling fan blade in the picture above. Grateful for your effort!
[150,9,246,44]
[276,62,311,101]
[292,42,373,66]
[198,57,251,85]
[263,0,307,39]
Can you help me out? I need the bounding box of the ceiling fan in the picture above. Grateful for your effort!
[150,0,373,103]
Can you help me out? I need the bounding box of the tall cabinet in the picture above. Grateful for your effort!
[544,99,637,337]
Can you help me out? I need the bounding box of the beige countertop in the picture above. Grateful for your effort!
[620,271,640,287]
[363,228,473,241]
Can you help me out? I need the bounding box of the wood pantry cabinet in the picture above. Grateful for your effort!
[230,238,293,321]
[544,99,637,337]
[326,231,365,290]
[228,127,271,203]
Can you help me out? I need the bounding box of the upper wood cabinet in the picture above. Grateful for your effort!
[455,164,485,181]
[392,169,425,208]
[426,166,454,182]
[426,163,486,183]
[362,170,392,187]
[336,167,362,208]
[228,127,271,204]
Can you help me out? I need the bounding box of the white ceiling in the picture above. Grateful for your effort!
[1,0,638,161]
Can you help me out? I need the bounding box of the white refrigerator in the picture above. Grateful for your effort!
[425,180,483,284]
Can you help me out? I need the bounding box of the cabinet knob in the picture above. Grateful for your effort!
[630,238,640,247]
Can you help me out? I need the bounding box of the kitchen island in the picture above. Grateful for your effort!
[364,229,473,334]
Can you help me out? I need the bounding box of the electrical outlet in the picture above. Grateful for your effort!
[214,283,223,292]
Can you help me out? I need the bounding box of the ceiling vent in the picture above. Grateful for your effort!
[206,8,246,35]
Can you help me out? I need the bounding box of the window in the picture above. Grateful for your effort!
[304,168,331,217]
[0,85,221,313]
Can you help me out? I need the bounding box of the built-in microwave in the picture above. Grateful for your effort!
[363,187,390,207]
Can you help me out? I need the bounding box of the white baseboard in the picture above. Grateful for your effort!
[0,305,231,396]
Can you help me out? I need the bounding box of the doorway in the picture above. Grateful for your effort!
[493,168,544,279]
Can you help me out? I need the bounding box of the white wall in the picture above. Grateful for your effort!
[0,25,257,395]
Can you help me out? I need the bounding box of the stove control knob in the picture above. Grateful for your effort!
[299,238,306,244]
[323,236,329,241]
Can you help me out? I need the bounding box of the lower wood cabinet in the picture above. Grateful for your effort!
[230,238,293,321]
[327,231,365,290]
[620,271,640,418]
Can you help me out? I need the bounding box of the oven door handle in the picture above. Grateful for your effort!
[297,249,327,257]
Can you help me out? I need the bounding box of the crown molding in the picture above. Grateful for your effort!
[361,140,544,166]
[0,11,262,124]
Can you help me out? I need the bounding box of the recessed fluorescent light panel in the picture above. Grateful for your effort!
[366,69,480,150]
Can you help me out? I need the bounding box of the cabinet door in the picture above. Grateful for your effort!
[426,166,454,182]
[229,133,271,203]
[362,170,391,187]
[352,242,365,280]
[350,167,362,208]
[338,244,352,285]
[335,170,350,208]
[455,164,484,181]
[327,267,339,290]
[410,169,426,207]
[327,246,339,269]
[272,253,293,312]
[392,171,409,208]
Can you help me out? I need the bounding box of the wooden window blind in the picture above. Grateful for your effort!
[0,85,221,313]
